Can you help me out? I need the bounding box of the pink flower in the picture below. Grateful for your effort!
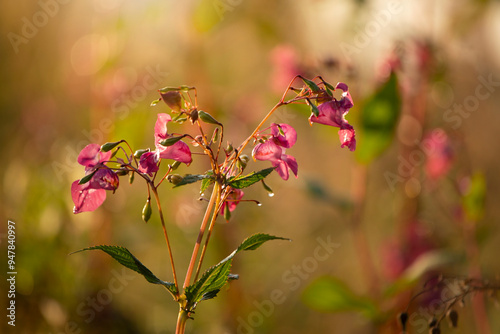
[138,151,159,175]
[424,129,453,180]
[270,45,301,93]
[220,188,245,215]
[252,123,298,181]
[309,82,356,151]
[154,113,192,164]
[72,144,119,214]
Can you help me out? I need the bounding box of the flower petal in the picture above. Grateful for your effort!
[77,144,101,167]
[138,151,160,175]
[154,113,173,144]
[90,168,120,190]
[252,140,282,162]
[158,141,192,164]
[339,126,356,151]
[271,123,297,148]
[272,159,290,181]
[282,154,298,178]
[71,180,106,214]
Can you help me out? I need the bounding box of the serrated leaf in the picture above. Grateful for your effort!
[184,233,289,309]
[173,174,211,188]
[302,276,378,319]
[71,245,178,298]
[228,167,275,189]
[200,176,215,193]
[237,233,290,252]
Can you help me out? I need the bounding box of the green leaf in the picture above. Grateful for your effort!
[355,71,401,164]
[184,233,289,310]
[101,141,122,152]
[160,135,186,147]
[173,174,211,188]
[228,167,275,189]
[301,77,321,93]
[302,276,378,319]
[200,175,215,193]
[237,233,290,252]
[71,245,178,298]
[78,171,96,185]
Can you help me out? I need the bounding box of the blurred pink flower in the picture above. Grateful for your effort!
[220,188,245,215]
[270,45,301,93]
[72,144,119,214]
[424,129,453,180]
[252,123,298,180]
[382,221,434,280]
[309,82,356,151]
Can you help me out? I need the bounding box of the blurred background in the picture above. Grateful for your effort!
[1,0,500,333]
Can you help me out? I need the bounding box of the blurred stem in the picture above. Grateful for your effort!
[351,164,380,294]
[151,185,179,293]
[183,183,220,288]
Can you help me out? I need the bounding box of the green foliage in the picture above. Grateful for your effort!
[228,167,275,189]
[71,245,178,298]
[302,276,377,318]
[462,172,486,222]
[173,174,211,188]
[356,71,401,164]
[184,233,289,310]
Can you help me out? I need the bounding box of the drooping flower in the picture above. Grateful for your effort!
[252,123,298,181]
[309,82,356,151]
[138,151,160,175]
[72,144,119,214]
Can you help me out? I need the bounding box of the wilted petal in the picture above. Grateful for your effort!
[71,180,106,214]
[90,168,120,190]
[252,140,282,162]
[138,151,159,175]
[339,126,356,151]
[158,141,192,164]
[271,123,297,148]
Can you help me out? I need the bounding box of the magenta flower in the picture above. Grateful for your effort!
[309,82,356,151]
[138,151,160,175]
[220,188,245,215]
[154,113,192,164]
[252,123,298,181]
[72,144,119,214]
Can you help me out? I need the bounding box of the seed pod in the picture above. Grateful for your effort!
[142,198,152,223]
[167,174,183,185]
[398,312,408,331]
[198,110,221,125]
[447,309,458,328]
[101,141,122,152]
[237,154,250,170]
[134,149,149,159]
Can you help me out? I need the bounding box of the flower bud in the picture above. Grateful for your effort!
[398,312,408,331]
[198,110,221,125]
[101,141,122,152]
[129,171,135,184]
[142,198,152,223]
[170,160,181,171]
[160,91,183,111]
[446,309,458,328]
[116,168,129,176]
[167,174,184,185]
[211,128,219,143]
[160,135,185,147]
[189,109,199,123]
[237,154,249,170]
[226,142,233,153]
[134,149,149,159]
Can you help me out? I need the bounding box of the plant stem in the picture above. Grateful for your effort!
[151,186,179,292]
[183,183,220,288]
[175,307,189,334]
